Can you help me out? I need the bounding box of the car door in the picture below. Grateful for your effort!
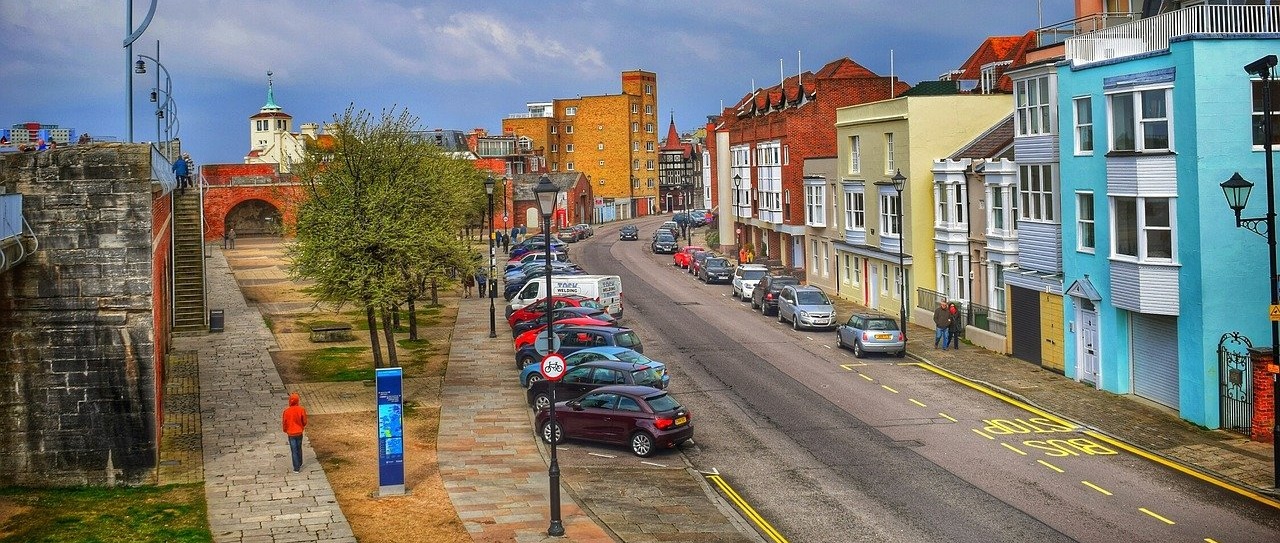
[602,393,647,443]
[574,392,620,440]
[778,287,793,320]
[558,366,597,399]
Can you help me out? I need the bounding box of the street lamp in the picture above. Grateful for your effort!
[533,174,565,537]
[1220,53,1279,488]
[733,174,742,256]
[135,42,180,156]
[485,175,497,339]
[876,169,909,345]
[124,0,158,143]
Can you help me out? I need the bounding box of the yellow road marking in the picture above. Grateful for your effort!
[907,363,1280,511]
[1001,443,1027,455]
[839,363,868,370]
[881,385,899,394]
[938,412,958,422]
[1205,538,1220,543]
[909,399,927,408]
[1139,507,1175,525]
[859,373,874,382]
[706,474,789,543]
[1081,481,1112,496]
[972,428,994,440]
[1037,460,1064,473]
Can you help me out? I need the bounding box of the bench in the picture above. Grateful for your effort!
[309,323,354,343]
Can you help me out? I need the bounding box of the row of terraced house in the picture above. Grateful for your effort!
[695,0,1280,435]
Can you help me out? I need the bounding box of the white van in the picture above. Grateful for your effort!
[508,275,623,317]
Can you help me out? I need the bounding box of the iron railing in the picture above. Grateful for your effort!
[966,301,1007,337]
[1036,11,1141,48]
[1066,5,1280,66]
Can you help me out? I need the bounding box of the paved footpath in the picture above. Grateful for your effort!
[174,246,355,543]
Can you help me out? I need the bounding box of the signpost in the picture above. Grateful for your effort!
[534,334,562,357]
[540,353,567,382]
[376,367,405,496]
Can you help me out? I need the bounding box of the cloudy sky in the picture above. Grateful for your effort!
[1,1,1073,165]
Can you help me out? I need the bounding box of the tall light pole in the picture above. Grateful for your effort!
[1221,53,1279,487]
[533,174,565,536]
[135,43,178,153]
[733,174,742,256]
[877,169,909,344]
[485,175,497,339]
[124,0,158,143]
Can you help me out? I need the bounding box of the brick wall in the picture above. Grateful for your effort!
[0,143,161,485]
[1252,348,1276,443]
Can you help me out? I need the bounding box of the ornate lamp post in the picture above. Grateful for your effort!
[876,169,909,344]
[485,175,497,338]
[1220,53,1279,487]
[733,174,742,256]
[533,174,565,536]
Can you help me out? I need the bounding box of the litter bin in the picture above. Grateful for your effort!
[209,309,225,333]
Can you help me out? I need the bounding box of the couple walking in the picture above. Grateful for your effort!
[932,299,962,350]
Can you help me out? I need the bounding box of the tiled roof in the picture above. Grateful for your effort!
[950,31,1038,92]
[949,114,1015,160]
[250,111,293,120]
[902,81,960,96]
[728,57,887,117]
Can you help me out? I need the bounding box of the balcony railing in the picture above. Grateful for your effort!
[1066,5,1280,66]
[1036,11,1141,48]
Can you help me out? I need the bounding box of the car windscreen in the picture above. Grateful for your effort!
[581,299,605,310]
[741,269,767,280]
[630,368,664,388]
[705,258,728,267]
[614,350,650,365]
[614,331,641,349]
[796,291,831,305]
[655,234,675,242]
[865,319,897,331]
[645,393,681,413]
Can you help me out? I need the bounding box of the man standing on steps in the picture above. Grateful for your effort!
[282,392,308,473]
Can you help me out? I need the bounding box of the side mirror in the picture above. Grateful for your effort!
[568,400,583,410]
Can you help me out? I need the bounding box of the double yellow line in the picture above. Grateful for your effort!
[705,473,789,543]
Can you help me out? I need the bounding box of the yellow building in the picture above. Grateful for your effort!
[502,70,660,218]
[832,93,1010,324]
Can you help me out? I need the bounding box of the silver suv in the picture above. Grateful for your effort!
[731,264,769,301]
[777,285,836,330]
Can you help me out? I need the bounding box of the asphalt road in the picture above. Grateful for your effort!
[570,216,1280,543]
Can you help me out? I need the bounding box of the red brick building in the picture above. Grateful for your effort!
[508,172,592,234]
[711,57,908,269]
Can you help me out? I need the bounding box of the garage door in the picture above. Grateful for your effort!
[1131,313,1179,409]
[1010,286,1041,365]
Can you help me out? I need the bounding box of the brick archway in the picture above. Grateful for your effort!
[226,199,283,237]
[202,184,300,241]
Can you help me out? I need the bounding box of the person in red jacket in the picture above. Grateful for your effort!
[282,392,308,472]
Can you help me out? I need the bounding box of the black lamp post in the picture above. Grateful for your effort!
[876,169,909,344]
[1221,54,1279,488]
[533,174,565,536]
[733,174,742,256]
[485,175,497,339]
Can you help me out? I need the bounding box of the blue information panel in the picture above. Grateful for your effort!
[376,367,405,495]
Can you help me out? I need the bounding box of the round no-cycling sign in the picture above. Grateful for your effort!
[540,353,568,382]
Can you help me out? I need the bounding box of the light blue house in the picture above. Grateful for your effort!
[1057,4,1280,428]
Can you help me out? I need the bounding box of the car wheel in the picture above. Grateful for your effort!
[532,392,552,410]
[853,341,865,358]
[526,373,544,388]
[836,333,844,350]
[540,420,564,444]
[792,317,799,331]
[630,431,656,457]
[778,310,786,324]
[750,298,759,310]
[518,354,537,371]
[896,350,907,358]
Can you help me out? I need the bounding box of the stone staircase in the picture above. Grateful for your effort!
[172,191,206,332]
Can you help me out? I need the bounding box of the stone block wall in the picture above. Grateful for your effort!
[0,143,159,485]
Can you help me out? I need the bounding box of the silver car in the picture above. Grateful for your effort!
[836,312,906,358]
[776,285,836,330]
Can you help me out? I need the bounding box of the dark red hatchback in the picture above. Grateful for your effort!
[535,385,692,457]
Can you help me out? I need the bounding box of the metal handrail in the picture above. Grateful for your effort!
[1067,5,1280,65]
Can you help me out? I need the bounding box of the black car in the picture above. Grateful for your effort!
[751,274,801,316]
[619,225,639,241]
[512,324,644,369]
[698,257,733,284]
[651,233,678,254]
[527,360,665,410]
[689,250,712,276]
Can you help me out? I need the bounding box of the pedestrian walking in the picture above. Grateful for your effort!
[282,392,308,473]
[500,231,509,253]
[475,268,488,298]
[948,302,963,350]
[462,272,474,298]
[172,154,190,196]
[228,227,236,249]
[932,299,952,349]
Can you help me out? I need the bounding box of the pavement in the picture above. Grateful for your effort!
[166,233,1277,543]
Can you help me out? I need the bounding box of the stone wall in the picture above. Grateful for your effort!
[0,143,159,485]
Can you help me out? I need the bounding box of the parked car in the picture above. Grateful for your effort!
[689,250,712,276]
[514,317,618,348]
[506,296,606,327]
[510,238,568,258]
[506,251,569,272]
[574,223,594,238]
[526,360,666,410]
[511,306,616,337]
[519,346,668,389]
[535,385,693,457]
[751,275,800,316]
[836,312,906,358]
[731,264,769,301]
[673,245,704,269]
[688,209,710,226]
[776,285,837,330]
[556,228,581,243]
[513,324,643,369]
[698,257,733,284]
[619,225,639,241]
[651,232,678,254]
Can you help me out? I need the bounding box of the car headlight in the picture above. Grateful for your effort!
[800,311,810,318]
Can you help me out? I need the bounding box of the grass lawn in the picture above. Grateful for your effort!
[0,483,209,543]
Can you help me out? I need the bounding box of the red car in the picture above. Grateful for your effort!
[514,317,616,349]
[673,245,705,269]
[535,385,693,457]
[506,296,606,327]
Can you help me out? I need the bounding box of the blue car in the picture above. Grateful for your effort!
[520,346,668,389]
